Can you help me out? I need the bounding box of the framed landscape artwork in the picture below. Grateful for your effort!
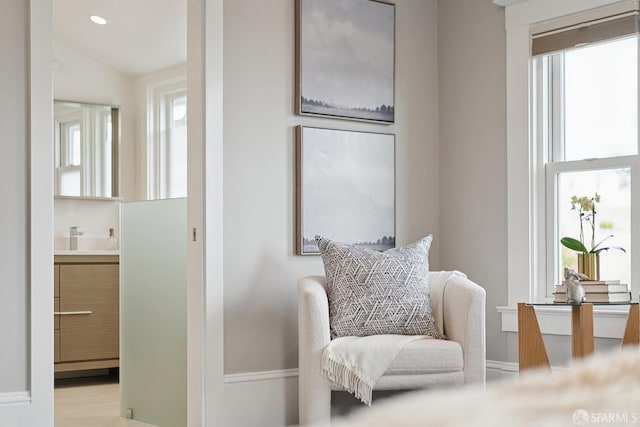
[296,126,395,255]
[296,0,395,123]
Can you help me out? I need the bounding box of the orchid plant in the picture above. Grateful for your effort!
[560,193,626,254]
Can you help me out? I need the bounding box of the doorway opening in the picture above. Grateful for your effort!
[52,1,187,426]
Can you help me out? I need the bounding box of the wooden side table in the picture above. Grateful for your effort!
[517,302,639,372]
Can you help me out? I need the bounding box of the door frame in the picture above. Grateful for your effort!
[9,0,226,425]
[0,0,55,424]
[23,0,55,424]
[187,0,225,425]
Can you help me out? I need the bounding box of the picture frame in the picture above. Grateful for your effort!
[295,0,395,123]
[296,126,396,255]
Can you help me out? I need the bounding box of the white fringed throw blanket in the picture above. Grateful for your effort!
[321,334,425,406]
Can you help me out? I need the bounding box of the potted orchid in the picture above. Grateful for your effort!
[560,193,625,280]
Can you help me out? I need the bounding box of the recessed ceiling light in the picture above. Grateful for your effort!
[90,15,108,25]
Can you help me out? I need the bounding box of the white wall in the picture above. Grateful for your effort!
[437,0,508,362]
[54,40,137,202]
[221,0,440,424]
[0,0,28,394]
[53,199,121,251]
[52,40,137,247]
[223,0,440,374]
[222,0,323,378]
[0,2,54,423]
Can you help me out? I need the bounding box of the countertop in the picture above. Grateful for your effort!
[54,250,120,256]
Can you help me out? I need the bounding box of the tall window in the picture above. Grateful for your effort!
[533,14,639,295]
[148,78,187,200]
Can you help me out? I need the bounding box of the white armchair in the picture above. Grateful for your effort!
[298,271,486,426]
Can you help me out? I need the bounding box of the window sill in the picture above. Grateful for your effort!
[497,304,633,338]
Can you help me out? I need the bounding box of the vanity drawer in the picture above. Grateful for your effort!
[59,264,119,362]
[54,258,119,371]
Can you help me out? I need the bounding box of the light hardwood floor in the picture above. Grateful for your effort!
[55,376,155,427]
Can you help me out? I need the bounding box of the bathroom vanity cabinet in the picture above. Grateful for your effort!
[54,254,119,372]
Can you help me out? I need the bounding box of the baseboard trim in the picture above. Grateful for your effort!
[224,368,299,384]
[492,0,528,6]
[486,359,570,379]
[486,359,519,377]
[225,362,530,384]
[0,391,30,406]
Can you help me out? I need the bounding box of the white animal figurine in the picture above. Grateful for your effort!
[564,267,588,304]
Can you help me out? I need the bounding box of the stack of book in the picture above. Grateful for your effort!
[553,280,631,303]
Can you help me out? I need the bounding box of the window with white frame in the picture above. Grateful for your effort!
[532,12,640,296]
[147,78,187,200]
[56,116,83,196]
[54,105,115,198]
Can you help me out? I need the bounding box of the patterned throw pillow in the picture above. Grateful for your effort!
[315,235,443,339]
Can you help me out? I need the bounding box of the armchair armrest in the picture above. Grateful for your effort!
[441,273,486,384]
[298,276,332,425]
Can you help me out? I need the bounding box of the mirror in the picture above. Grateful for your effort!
[54,100,119,199]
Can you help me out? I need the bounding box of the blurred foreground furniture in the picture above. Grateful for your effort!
[298,272,486,425]
[328,345,640,427]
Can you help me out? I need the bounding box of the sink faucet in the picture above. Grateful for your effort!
[69,226,84,250]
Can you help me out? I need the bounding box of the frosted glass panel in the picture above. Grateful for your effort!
[120,198,187,426]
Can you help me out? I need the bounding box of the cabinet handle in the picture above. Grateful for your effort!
[54,311,92,316]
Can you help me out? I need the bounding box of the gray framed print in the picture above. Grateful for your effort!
[295,0,395,123]
[296,126,395,255]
